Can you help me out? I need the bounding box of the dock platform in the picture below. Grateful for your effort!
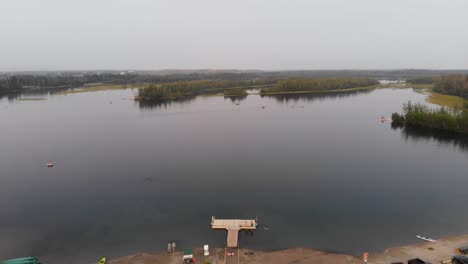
[211,216,257,247]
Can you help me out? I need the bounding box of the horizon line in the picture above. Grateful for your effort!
[2,68,468,73]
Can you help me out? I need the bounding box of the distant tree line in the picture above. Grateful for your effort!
[392,101,468,135]
[0,72,272,93]
[0,76,23,91]
[259,78,378,94]
[433,75,468,99]
[406,76,439,84]
[0,74,132,92]
[4,70,468,95]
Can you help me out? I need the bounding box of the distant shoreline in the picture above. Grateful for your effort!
[256,84,378,96]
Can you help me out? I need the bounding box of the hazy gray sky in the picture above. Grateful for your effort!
[1,0,467,71]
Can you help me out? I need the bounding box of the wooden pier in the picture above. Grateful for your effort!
[211,216,257,247]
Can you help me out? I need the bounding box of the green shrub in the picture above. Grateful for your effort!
[398,101,468,134]
[391,112,405,126]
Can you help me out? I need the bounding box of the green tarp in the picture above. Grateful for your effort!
[2,257,40,264]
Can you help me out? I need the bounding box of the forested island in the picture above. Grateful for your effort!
[392,102,468,135]
[137,80,268,101]
[136,77,380,102]
[259,78,379,94]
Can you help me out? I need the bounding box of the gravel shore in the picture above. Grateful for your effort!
[107,234,468,264]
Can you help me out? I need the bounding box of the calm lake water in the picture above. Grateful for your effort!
[1,88,468,263]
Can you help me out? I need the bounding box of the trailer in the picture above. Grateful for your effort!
[183,249,195,263]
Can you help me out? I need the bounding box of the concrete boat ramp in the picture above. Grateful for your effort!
[211,216,257,247]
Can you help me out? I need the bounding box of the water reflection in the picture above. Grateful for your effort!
[0,87,72,101]
[224,95,247,104]
[139,95,248,109]
[3,86,468,263]
[260,89,372,103]
[1,90,49,101]
[393,125,468,152]
[138,97,197,109]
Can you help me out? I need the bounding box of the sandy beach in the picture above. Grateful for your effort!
[107,234,468,264]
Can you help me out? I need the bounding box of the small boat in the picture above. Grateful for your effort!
[46,162,54,168]
[416,235,436,242]
[380,116,392,122]
[99,257,106,264]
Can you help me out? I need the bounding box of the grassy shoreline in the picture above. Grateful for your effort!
[426,91,467,109]
[55,84,143,95]
[407,83,468,109]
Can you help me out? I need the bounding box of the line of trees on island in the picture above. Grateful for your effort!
[137,80,270,101]
[392,102,468,135]
[259,78,379,94]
